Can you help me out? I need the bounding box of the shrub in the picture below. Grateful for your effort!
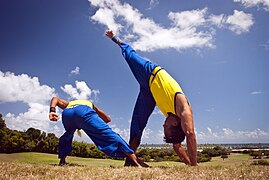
[252,160,269,166]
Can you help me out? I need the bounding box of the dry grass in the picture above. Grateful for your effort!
[0,153,269,180]
[0,161,268,180]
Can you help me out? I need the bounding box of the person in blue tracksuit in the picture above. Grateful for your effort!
[105,30,197,166]
[49,97,144,167]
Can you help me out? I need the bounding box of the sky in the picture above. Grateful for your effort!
[0,0,268,144]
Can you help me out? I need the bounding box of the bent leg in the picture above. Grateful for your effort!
[58,129,76,160]
[175,94,197,166]
[78,107,134,157]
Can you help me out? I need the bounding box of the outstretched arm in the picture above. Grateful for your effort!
[173,143,191,165]
[93,106,111,123]
[49,97,69,121]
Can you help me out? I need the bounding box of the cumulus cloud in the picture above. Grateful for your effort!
[225,10,254,34]
[69,66,80,76]
[0,71,55,104]
[61,80,100,101]
[89,0,214,52]
[112,125,130,142]
[5,103,50,131]
[0,71,101,136]
[234,0,269,11]
[89,0,254,52]
[168,8,207,29]
[0,71,58,133]
[196,127,269,143]
[209,10,254,34]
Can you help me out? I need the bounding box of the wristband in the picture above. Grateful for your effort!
[50,107,56,113]
[112,36,121,44]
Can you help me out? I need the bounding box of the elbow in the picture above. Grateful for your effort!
[185,130,196,139]
[51,96,57,100]
[106,117,111,123]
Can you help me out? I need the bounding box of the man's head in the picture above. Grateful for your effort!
[163,113,185,143]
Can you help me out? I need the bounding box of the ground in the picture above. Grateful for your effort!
[0,152,268,179]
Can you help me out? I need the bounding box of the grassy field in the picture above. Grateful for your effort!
[0,152,268,179]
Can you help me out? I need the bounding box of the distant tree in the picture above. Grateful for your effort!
[264,150,269,158]
[197,152,211,163]
[0,114,7,130]
[220,149,229,161]
[221,154,228,160]
[44,133,58,154]
[201,148,220,157]
[88,144,106,159]
[250,151,263,159]
[26,128,41,142]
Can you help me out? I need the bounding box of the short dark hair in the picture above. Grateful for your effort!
[163,115,185,143]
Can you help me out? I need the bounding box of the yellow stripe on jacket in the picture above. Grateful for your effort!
[66,100,93,109]
[150,67,183,118]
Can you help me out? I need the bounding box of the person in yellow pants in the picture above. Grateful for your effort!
[106,30,197,166]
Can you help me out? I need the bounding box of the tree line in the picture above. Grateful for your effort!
[1,114,233,163]
[0,114,107,159]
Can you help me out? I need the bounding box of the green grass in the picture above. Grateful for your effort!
[0,153,268,179]
[0,152,261,167]
[0,152,125,166]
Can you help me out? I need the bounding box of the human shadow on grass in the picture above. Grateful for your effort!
[50,163,86,167]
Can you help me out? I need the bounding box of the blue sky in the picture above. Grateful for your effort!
[0,0,268,144]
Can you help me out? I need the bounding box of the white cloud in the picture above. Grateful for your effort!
[168,8,207,29]
[0,71,55,104]
[91,8,122,33]
[0,71,101,137]
[89,0,254,52]
[234,0,269,11]
[111,123,163,144]
[0,71,59,133]
[61,80,100,101]
[89,0,214,52]
[112,126,130,142]
[250,90,264,95]
[142,128,153,139]
[226,10,254,34]
[206,107,215,112]
[148,0,159,10]
[69,66,80,76]
[5,103,49,131]
[209,14,226,28]
[196,127,269,143]
[152,107,163,116]
[109,125,269,144]
[209,10,254,34]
